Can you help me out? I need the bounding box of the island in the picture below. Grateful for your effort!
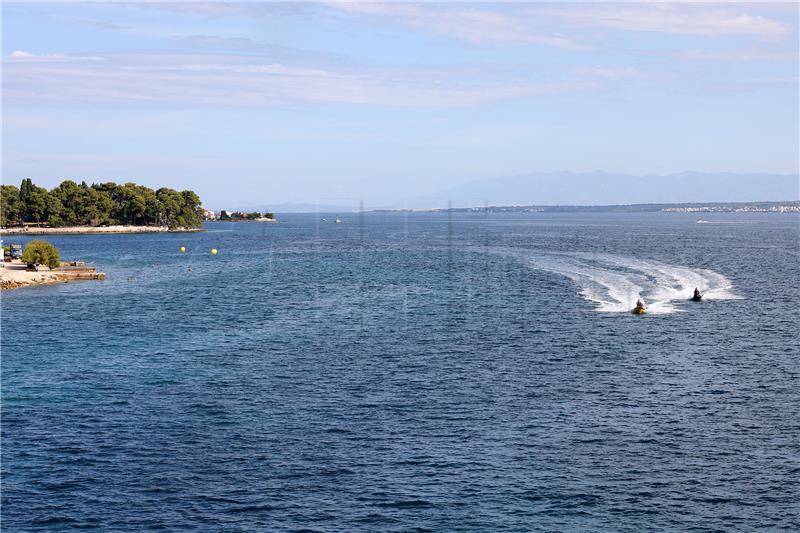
[1,178,206,234]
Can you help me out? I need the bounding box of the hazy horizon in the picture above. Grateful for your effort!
[232,170,799,213]
[3,2,799,207]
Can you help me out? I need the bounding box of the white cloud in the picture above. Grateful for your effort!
[8,50,103,61]
[322,2,792,48]
[586,67,641,79]
[3,51,595,108]
[530,4,791,37]
[325,2,589,50]
[679,48,798,62]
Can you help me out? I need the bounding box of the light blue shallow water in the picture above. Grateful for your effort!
[2,212,799,531]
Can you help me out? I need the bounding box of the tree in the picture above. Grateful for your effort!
[179,190,203,227]
[51,180,82,225]
[156,187,185,227]
[81,185,114,225]
[1,185,22,226]
[92,182,123,224]
[25,187,49,223]
[19,178,34,205]
[44,192,64,226]
[116,183,147,225]
[4,178,205,228]
[21,240,61,269]
[143,188,160,225]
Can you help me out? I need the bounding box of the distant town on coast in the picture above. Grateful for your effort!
[374,201,800,214]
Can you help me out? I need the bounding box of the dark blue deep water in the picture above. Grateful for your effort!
[2,212,799,531]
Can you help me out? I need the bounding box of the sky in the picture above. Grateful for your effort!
[2,1,799,209]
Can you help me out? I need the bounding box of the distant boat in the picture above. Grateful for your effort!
[335,218,341,224]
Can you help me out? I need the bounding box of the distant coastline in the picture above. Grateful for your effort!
[374,200,800,214]
[205,219,276,223]
[206,210,276,222]
[1,225,205,236]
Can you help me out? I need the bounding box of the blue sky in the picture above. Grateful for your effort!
[2,2,798,209]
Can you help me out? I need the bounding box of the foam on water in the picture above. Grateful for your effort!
[514,252,740,314]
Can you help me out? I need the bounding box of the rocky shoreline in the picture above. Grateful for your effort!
[1,263,106,290]
[0,225,204,236]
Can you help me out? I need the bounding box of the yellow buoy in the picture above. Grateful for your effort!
[211,248,218,255]
[179,246,186,253]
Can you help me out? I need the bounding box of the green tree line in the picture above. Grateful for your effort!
[1,178,204,228]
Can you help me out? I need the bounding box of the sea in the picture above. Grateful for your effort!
[2,212,798,531]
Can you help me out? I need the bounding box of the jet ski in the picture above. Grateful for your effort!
[631,300,646,315]
[691,288,702,302]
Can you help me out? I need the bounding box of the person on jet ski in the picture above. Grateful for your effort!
[635,299,644,309]
[693,288,701,300]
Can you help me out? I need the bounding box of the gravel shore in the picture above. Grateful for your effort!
[1,225,203,236]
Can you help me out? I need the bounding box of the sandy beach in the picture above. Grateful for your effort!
[0,225,203,236]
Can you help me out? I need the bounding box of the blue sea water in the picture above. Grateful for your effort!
[2,212,798,531]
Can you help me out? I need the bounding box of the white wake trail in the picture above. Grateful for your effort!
[509,251,740,314]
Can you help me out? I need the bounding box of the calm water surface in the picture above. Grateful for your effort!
[2,212,799,531]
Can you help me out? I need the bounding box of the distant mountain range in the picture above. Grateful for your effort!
[236,202,358,213]
[230,171,798,212]
[424,171,799,208]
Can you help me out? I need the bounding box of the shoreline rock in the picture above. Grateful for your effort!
[1,262,106,290]
[0,225,204,236]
